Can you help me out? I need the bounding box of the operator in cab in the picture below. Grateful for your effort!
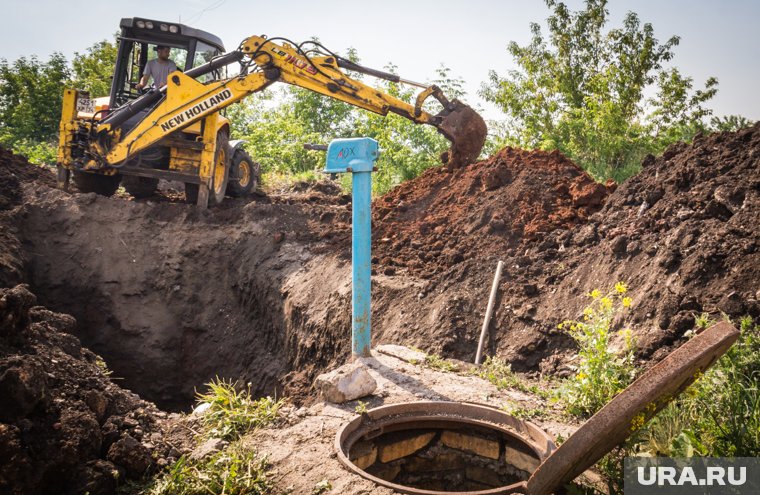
[136,45,177,90]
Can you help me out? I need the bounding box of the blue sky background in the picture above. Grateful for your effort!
[1,0,758,122]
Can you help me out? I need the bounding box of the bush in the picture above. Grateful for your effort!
[558,283,636,417]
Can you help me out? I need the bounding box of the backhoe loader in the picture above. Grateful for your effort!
[57,17,487,207]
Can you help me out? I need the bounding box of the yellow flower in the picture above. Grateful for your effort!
[600,297,613,310]
[622,296,632,308]
[630,413,645,432]
[577,372,586,380]
[615,282,628,294]
[589,289,601,299]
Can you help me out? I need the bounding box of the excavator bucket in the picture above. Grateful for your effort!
[436,101,487,170]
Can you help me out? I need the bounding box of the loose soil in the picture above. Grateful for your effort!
[0,122,757,493]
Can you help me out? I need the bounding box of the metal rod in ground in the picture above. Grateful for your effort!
[475,260,504,365]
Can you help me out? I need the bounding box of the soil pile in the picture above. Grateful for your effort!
[373,147,611,277]
[545,124,760,358]
[0,153,182,494]
[0,284,178,494]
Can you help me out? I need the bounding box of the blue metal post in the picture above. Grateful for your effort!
[324,138,379,358]
[351,170,372,357]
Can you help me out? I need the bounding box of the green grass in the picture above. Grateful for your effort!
[195,378,283,441]
[145,447,270,495]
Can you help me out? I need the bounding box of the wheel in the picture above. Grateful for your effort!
[72,171,121,197]
[121,176,159,198]
[184,130,230,206]
[227,147,260,197]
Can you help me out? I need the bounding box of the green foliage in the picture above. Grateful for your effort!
[0,53,70,149]
[558,283,636,417]
[231,60,464,196]
[312,479,332,494]
[710,114,753,133]
[480,0,722,182]
[146,448,270,495]
[71,38,118,97]
[195,378,283,441]
[423,353,460,372]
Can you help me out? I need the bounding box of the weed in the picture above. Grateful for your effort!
[312,479,332,494]
[424,353,460,372]
[694,312,714,330]
[474,356,548,397]
[195,378,283,441]
[146,447,270,495]
[558,283,636,418]
[95,357,113,377]
[354,400,368,415]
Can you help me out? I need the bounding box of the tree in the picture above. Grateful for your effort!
[480,0,720,181]
[71,38,118,97]
[231,52,466,195]
[0,53,70,162]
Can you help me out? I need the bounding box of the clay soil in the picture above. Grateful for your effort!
[0,123,758,493]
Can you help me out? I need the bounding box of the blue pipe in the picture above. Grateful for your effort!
[324,138,379,358]
[351,170,372,357]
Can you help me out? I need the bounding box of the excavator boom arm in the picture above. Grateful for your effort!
[98,35,485,168]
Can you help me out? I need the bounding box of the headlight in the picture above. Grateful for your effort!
[136,20,146,28]
[145,21,154,29]
[160,24,169,31]
[169,25,179,33]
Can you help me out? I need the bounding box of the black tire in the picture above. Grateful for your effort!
[121,176,159,199]
[227,148,260,197]
[184,130,230,206]
[72,171,121,197]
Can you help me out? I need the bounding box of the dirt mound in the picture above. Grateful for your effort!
[373,147,610,277]
[0,285,178,495]
[550,124,760,357]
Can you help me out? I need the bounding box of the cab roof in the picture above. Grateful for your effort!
[119,17,225,51]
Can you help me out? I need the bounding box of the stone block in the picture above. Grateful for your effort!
[441,431,500,460]
[315,362,377,404]
[350,441,377,470]
[378,431,436,463]
[504,443,540,473]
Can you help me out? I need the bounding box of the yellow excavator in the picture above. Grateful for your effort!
[57,18,487,207]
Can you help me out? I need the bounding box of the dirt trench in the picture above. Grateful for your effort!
[15,186,357,410]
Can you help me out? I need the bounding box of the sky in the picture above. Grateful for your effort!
[1,0,758,122]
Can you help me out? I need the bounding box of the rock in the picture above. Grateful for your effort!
[85,390,109,422]
[107,435,152,478]
[0,357,49,422]
[523,284,539,297]
[0,285,37,341]
[190,437,228,461]
[315,361,377,403]
[192,402,212,416]
[610,236,627,256]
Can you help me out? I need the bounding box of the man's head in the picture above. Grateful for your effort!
[156,45,171,60]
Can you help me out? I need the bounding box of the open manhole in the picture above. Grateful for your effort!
[337,321,740,494]
[337,401,555,494]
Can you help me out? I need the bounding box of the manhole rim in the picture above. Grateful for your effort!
[335,401,555,495]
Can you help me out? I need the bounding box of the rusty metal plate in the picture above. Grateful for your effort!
[526,321,740,495]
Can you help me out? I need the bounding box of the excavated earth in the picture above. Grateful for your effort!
[0,123,758,493]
